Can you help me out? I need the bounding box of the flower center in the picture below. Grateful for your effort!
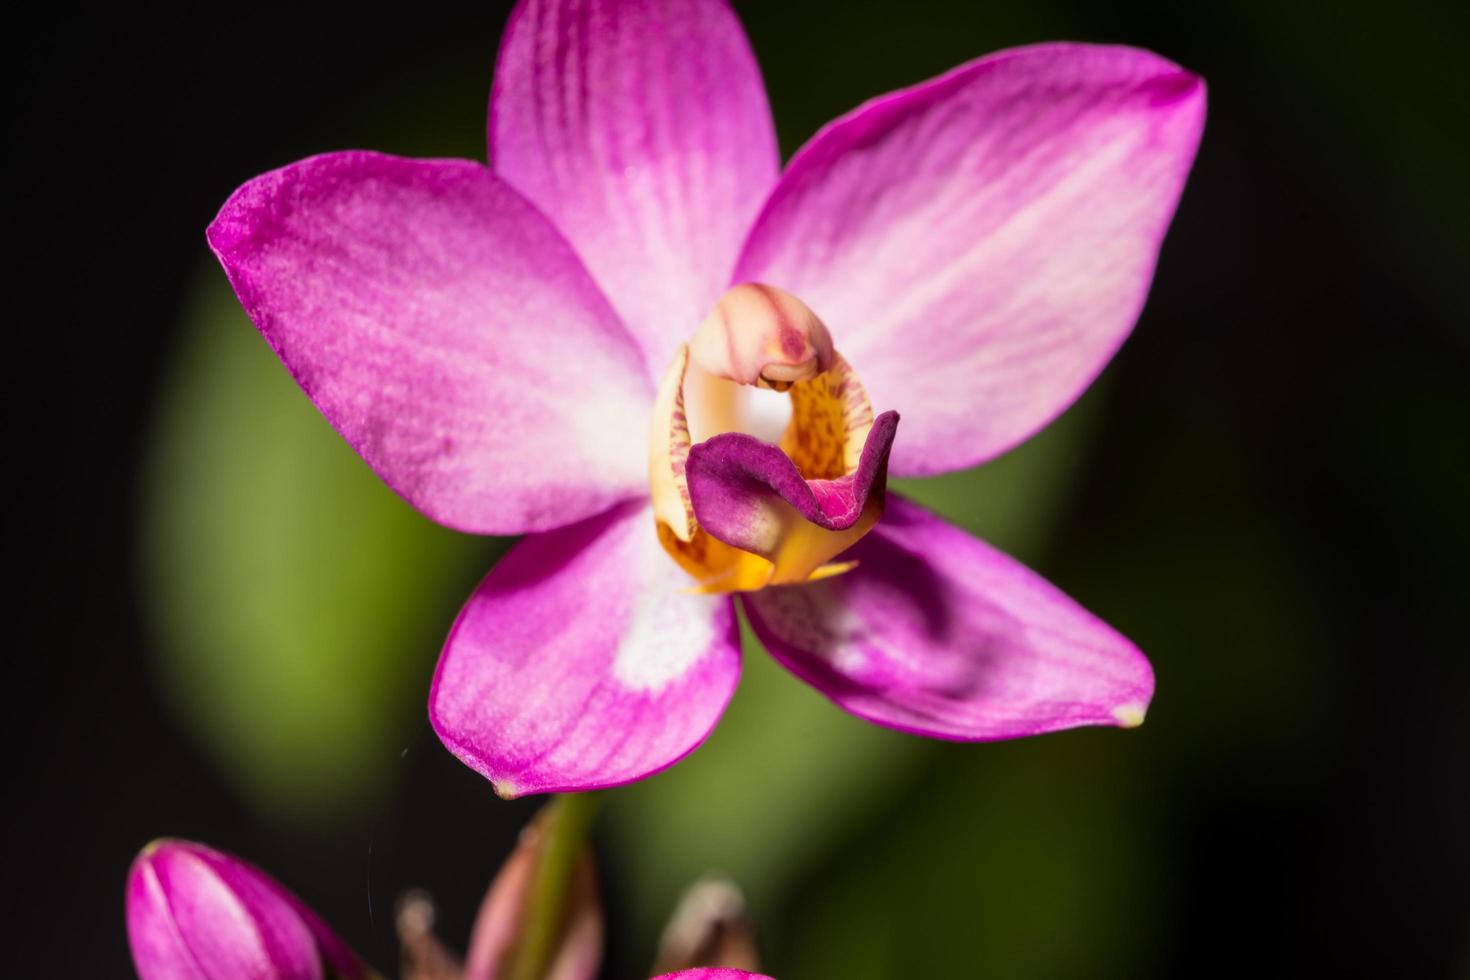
[648,284,892,593]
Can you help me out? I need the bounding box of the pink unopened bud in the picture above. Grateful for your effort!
[126,839,368,980]
[463,804,602,980]
[689,284,835,390]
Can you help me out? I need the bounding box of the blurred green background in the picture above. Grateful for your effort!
[16,0,1468,977]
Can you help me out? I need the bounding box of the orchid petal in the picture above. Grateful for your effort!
[736,43,1206,477]
[742,496,1153,740]
[652,972,775,980]
[491,0,780,375]
[430,502,741,796]
[207,150,653,535]
[685,412,898,587]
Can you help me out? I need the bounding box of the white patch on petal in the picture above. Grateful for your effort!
[759,585,863,668]
[832,642,868,676]
[614,544,722,692]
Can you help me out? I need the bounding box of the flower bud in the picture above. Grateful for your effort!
[652,879,760,975]
[126,839,368,980]
[463,801,602,980]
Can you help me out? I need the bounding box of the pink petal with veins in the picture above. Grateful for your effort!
[737,43,1205,477]
[492,0,780,376]
[208,151,653,535]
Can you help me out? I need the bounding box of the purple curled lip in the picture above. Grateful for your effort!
[686,411,898,553]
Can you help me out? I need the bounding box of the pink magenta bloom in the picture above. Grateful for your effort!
[126,840,369,980]
[208,0,1204,797]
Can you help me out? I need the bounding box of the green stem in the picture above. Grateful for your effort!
[507,792,601,980]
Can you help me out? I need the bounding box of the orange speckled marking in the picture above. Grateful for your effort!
[781,355,874,481]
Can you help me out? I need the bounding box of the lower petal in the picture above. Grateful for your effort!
[741,496,1152,740]
[430,503,741,796]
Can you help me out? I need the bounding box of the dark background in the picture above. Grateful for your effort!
[14,1,1469,977]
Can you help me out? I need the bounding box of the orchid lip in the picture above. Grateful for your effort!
[648,285,897,593]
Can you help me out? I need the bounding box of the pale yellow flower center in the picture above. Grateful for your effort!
[647,284,882,593]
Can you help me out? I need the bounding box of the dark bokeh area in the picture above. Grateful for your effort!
[13,1,1468,977]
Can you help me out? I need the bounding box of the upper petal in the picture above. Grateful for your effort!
[207,150,653,535]
[491,0,780,376]
[430,502,742,796]
[736,43,1206,477]
[741,495,1153,740]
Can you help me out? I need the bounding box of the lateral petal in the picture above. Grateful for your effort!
[742,496,1153,739]
[208,150,652,535]
[737,43,1205,476]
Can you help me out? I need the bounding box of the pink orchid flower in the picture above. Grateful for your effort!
[208,0,1204,798]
